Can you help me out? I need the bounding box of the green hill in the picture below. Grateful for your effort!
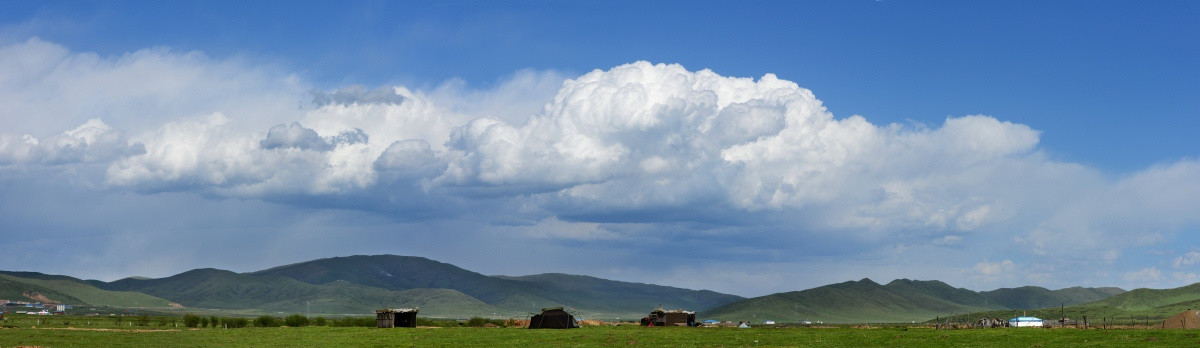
[1066,283,1200,320]
[0,273,173,308]
[94,268,502,317]
[936,283,1196,324]
[981,286,1125,310]
[497,273,743,318]
[703,279,989,323]
[248,255,561,313]
[703,278,1125,323]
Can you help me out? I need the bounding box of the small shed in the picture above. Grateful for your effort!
[376,308,419,328]
[641,308,696,327]
[528,307,578,329]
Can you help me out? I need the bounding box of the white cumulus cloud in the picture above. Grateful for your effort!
[0,118,143,165]
[1175,251,1200,268]
[974,259,1016,277]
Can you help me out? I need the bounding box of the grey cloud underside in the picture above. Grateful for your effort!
[311,85,407,106]
[259,122,328,150]
[259,122,368,151]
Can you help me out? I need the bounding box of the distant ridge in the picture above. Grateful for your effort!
[703,278,1125,323]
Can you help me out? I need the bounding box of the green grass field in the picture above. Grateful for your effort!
[2,316,1199,347]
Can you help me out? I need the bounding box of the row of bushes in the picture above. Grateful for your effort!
[180,314,516,328]
[9,313,518,329]
[182,314,372,328]
[182,314,250,328]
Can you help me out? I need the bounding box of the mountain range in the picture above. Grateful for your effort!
[1,255,739,319]
[5,254,1194,323]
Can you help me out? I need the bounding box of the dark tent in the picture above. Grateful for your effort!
[641,308,696,327]
[528,307,578,329]
[376,308,419,328]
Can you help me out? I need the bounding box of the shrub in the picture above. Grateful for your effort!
[210,316,220,328]
[416,318,467,327]
[464,317,507,327]
[224,317,249,328]
[329,317,374,327]
[284,314,310,327]
[313,317,327,326]
[199,316,209,328]
[183,314,201,328]
[254,315,280,327]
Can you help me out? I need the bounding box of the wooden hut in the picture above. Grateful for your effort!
[528,307,578,329]
[641,308,696,327]
[376,308,419,328]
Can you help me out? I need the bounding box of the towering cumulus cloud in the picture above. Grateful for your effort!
[437,62,1047,237]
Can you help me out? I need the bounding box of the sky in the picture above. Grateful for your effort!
[0,0,1197,297]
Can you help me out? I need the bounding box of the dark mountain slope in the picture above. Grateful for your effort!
[980,286,1125,310]
[248,255,559,311]
[497,273,742,315]
[95,268,500,316]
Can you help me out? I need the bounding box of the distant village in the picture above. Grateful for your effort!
[0,299,72,316]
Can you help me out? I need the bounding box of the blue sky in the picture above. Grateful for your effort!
[1,1,1197,297]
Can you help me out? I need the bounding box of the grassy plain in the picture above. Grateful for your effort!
[2,316,1200,347]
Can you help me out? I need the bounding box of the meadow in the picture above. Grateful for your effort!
[2,315,1199,347]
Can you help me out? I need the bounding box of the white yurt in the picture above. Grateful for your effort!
[1008,316,1044,327]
